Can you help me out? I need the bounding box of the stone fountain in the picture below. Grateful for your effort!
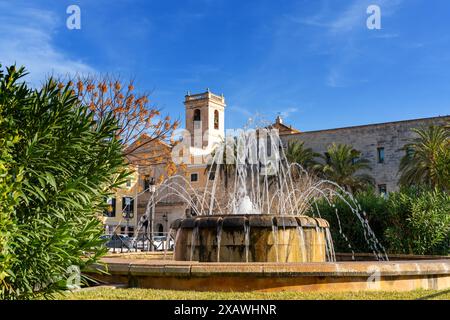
[171,215,333,263]
[85,125,450,293]
[167,128,342,263]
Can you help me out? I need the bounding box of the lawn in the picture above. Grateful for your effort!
[60,287,450,300]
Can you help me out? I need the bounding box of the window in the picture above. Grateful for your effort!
[144,176,151,191]
[266,137,272,157]
[208,171,215,180]
[214,110,219,130]
[122,197,134,215]
[378,184,387,196]
[351,156,360,165]
[156,224,164,236]
[193,109,201,121]
[193,109,201,129]
[127,227,134,237]
[126,179,131,187]
[406,147,414,159]
[190,173,199,182]
[104,197,116,217]
[377,147,385,163]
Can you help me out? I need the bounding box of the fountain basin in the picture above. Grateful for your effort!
[170,215,334,263]
[85,258,450,292]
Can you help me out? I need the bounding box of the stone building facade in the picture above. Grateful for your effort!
[281,115,450,193]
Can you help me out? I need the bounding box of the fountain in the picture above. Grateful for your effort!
[163,125,383,263]
[171,215,332,263]
[87,123,450,293]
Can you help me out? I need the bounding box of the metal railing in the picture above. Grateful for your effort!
[103,231,175,254]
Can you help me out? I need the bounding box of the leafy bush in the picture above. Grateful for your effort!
[315,143,375,193]
[0,67,21,293]
[385,187,450,255]
[312,186,450,256]
[0,65,128,299]
[311,189,389,254]
[399,125,450,191]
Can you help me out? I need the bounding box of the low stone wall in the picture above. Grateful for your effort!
[84,258,450,292]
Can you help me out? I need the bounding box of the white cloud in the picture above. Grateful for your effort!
[329,0,371,34]
[229,105,252,117]
[296,0,403,35]
[300,0,404,88]
[279,107,299,118]
[326,69,344,88]
[0,4,95,87]
[372,33,400,39]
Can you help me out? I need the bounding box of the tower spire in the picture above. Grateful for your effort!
[276,113,283,124]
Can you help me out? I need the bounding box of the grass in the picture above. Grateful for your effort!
[59,287,450,300]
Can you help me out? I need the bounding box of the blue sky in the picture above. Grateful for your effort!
[1,0,449,131]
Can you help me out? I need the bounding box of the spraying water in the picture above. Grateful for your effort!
[138,119,388,262]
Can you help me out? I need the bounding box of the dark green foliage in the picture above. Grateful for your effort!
[316,143,375,193]
[399,125,450,191]
[0,66,22,292]
[285,140,320,171]
[312,186,449,256]
[385,187,450,255]
[311,189,389,254]
[0,65,128,299]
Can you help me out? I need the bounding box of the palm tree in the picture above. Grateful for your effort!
[285,140,320,171]
[317,143,374,193]
[399,125,450,190]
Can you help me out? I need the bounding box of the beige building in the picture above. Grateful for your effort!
[280,115,450,193]
[102,166,140,235]
[103,137,187,237]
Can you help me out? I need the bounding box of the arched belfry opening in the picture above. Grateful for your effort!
[193,109,201,121]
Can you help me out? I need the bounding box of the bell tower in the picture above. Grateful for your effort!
[184,89,226,153]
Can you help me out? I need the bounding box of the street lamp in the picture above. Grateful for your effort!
[162,213,168,229]
[148,177,156,251]
[122,197,134,252]
[122,198,134,235]
[162,212,168,251]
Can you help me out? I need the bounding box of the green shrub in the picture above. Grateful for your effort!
[311,189,389,254]
[0,67,21,293]
[311,186,450,256]
[0,65,128,299]
[385,187,450,255]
